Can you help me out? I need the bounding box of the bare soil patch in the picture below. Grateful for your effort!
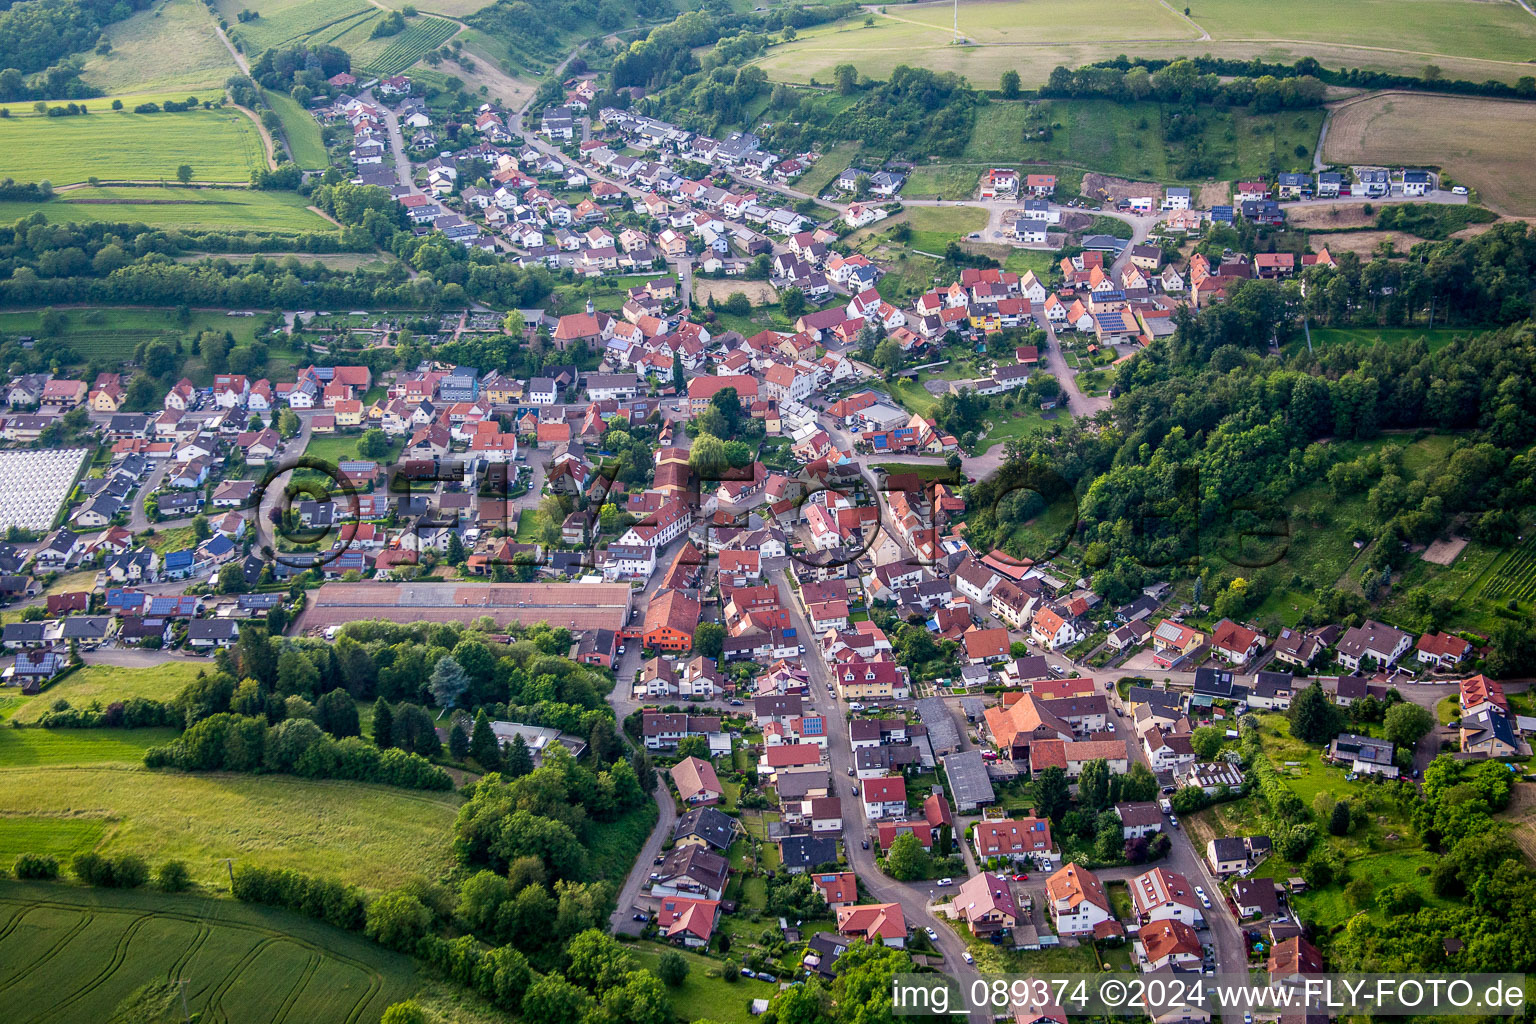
[1286,203,1381,230]
[1421,535,1469,566]
[693,278,778,306]
[1309,230,1424,256]
[1197,181,1230,209]
[1081,172,1161,204]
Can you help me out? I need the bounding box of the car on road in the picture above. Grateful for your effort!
[1195,885,1210,908]
[1452,186,1468,195]
[861,840,870,849]
[847,767,855,776]
[1244,1015,1253,1024]
[925,927,938,940]
[848,702,864,711]
[617,645,626,655]
[962,951,974,965]
[937,877,954,886]
[1169,815,1180,829]
[1012,873,1029,881]
[632,912,648,921]
[729,699,744,706]
[851,784,858,795]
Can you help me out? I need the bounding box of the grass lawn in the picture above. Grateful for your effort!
[1003,248,1058,277]
[1288,326,1466,356]
[0,879,419,1024]
[263,90,329,170]
[973,407,1051,454]
[904,163,988,200]
[631,943,779,1024]
[12,663,207,724]
[142,525,198,553]
[889,377,940,417]
[0,764,458,889]
[0,105,266,185]
[856,205,987,254]
[300,432,397,470]
[0,727,180,768]
[585,800,659,883]
[0,186,333,233]
[0,816,108,864]
[82,0,241,94]
[797,141,860,196]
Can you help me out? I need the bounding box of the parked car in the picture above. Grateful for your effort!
[1195,885,1210,908]
[851,784,858,795]
[1169,815,1180,829]
[937,877,954,886]
[759,973,777,983]
[632,912,648,921]
[925,927,938,940]
[741,968,757,979]
[1013,873,1029,881]
[962,951,974,965]
[1452,186,1468,195]
[861,840,869,850]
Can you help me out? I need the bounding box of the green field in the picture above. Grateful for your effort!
[0,307,267,372]
[0,881,418,1024]
[82,0,241,94]
[0,185,332,232]
[301,432,399,471]
[0,728,182,767]
[364,16,461,75]
[0,106,265,186]
[262,91,330,170]
[220,0,378,55]
[0,818,108,865]
[754,0,1536,87]
[957,100,1324,185]
[0,765,458,889]
[796,141,861,196]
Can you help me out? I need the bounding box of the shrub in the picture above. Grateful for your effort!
[157,860,192,892]
[14,853,59,879]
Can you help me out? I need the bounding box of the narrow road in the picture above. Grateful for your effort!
[775,567,989,1024]
[610,781,677,934]
[127,461,170,534]
[370,91,415,190]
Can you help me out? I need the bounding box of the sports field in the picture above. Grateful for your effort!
[1323,92,1536,216]
[82,0,240,94]
[755,0,1536,87]
[0,881,418,1024]
[0,185,331,232]
[0,765,458,889]
[0,107,266,185]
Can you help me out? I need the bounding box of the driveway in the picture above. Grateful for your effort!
[609,781,677,935]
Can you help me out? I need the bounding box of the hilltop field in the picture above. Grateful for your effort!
[754,0,1536,86]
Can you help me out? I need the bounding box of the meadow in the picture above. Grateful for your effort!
[0,186,331,233]
[753,0,1536,87]
[0,308,266,370]
[9,664,207,726]
[82,0,240,95]
[959,99,1323,185]
[0,728,182,767]
[218,0,378,55]
[1323,92,1536,216]
[262,91,330,170]
[0,881,419,1024]
[0,107,266,186]
[0,765,459,889]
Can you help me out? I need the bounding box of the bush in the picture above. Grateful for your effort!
[73,851,149,887]
[14,853,59,879]
[157,860,192,892]
[231,864,367,931]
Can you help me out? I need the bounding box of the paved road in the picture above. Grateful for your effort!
[371,91,416,191]
[773,567,990,1024]
[609,780,677,935]
[127,461,170,533]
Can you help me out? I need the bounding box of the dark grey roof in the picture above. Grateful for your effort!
[778,834,838,870]
[673,806,736,850]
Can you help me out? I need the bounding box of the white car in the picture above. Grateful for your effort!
[848,702,864,711]
[925,927,938,940]
[937,877,954,886]
[962,951,974,965]
[1195,885,1211,908]
[1452,186,1469,195]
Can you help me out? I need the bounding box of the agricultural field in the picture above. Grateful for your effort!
[753,0,1536,88]
[218,0,378,55]
[81,0,239,95]
[363,17,461,76]
[0,308,265,371]
[0,766,458,889]
[0,107,267,186]
[0,186,332,233]
[0,881,419,1024]
[262,90,330,170]
[1323,92,1536,216]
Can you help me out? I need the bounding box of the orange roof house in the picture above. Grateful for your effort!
[836,902,907,946]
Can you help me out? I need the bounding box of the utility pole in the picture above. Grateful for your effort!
[222,857,235,891]
[953,0,959,42]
